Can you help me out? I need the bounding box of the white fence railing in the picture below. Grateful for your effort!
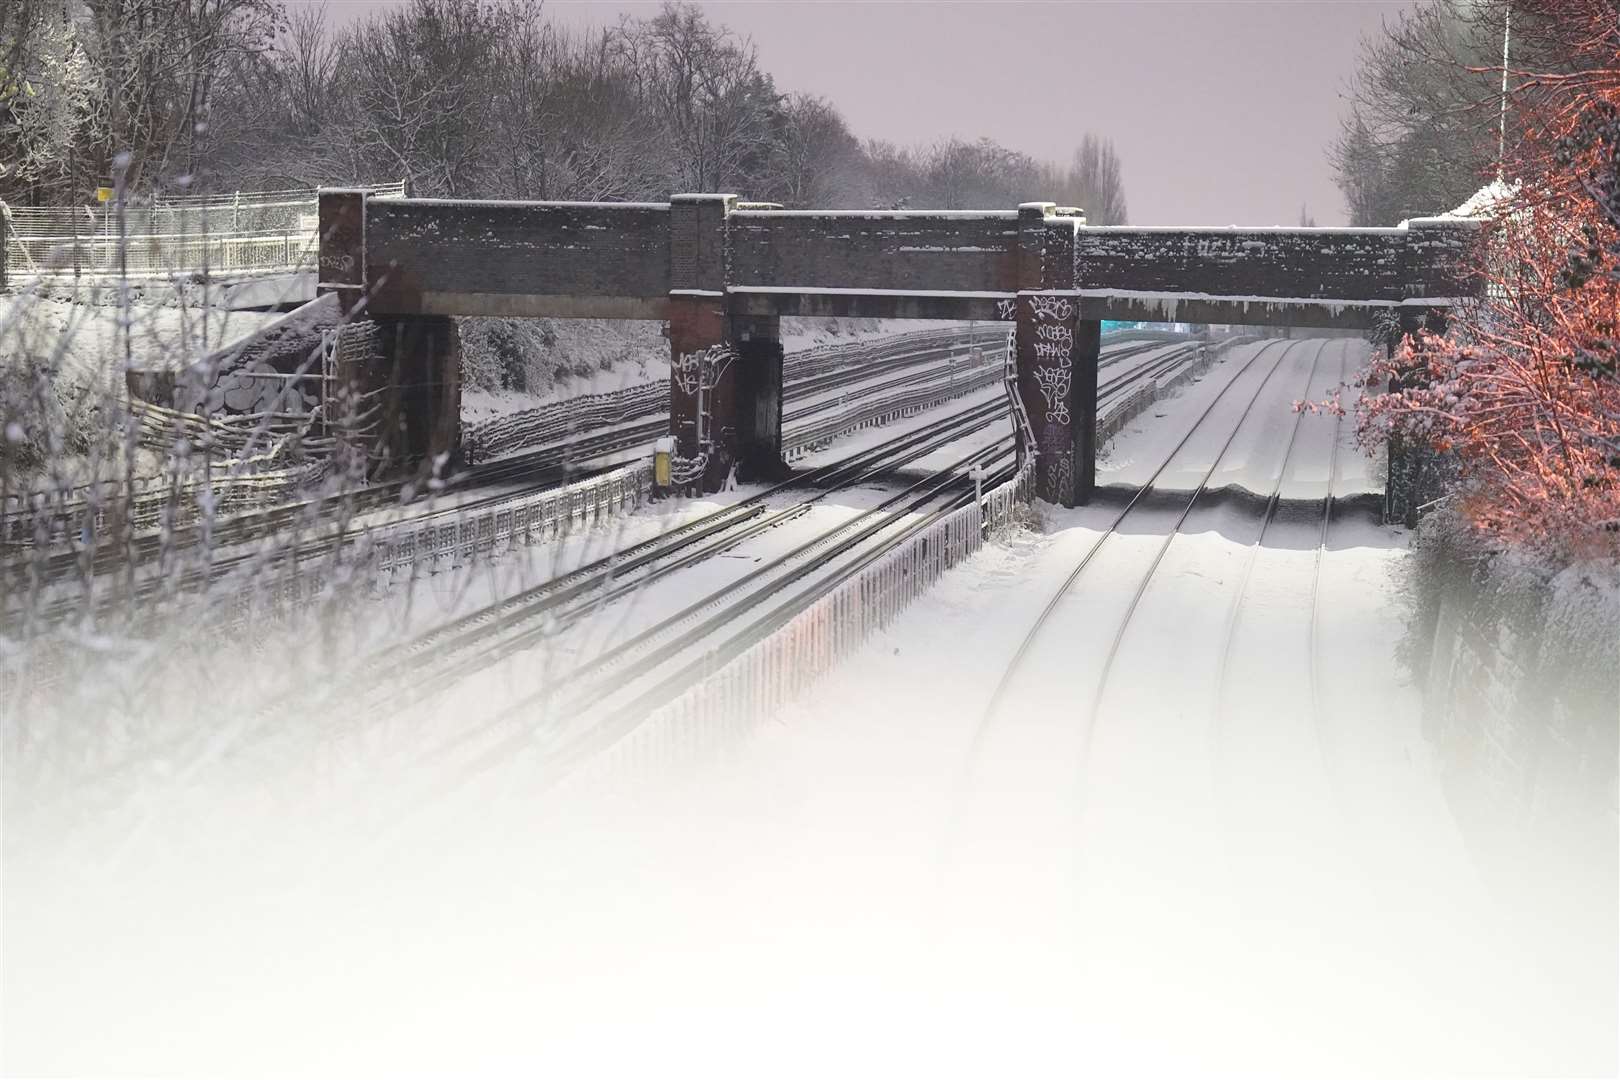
[2,184,405,280]
[362,462,650,582]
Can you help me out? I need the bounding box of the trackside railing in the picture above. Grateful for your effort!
[200,462,652,642]
[361,462,651,581]
[2,184,405,281]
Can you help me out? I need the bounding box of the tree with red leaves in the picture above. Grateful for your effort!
[1359,0,1620,560]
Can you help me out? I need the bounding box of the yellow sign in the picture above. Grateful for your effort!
[95,186,114,203]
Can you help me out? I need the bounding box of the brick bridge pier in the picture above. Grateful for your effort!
[318,189,1476,504]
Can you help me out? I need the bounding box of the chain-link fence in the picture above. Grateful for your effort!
[1,184,405,281]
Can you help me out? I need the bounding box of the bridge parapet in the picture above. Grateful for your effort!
[318,189,1477,328]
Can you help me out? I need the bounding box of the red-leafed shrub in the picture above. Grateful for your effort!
[1360,1,1620,559]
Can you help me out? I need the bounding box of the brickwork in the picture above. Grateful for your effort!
[365,198,672,319]
[1014,293,1100,506]
[727,211,1019,293]
[347,315,462,479]
[316,188,1478,492]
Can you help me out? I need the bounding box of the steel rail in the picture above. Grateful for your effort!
[1084,338,1327,730]
[965,338,1296,757]
[351,400,1012,716]
[1207,338,1338,727]
[354,339,1201,713]
[385,440,1016,796]
[1308,343,1354,767]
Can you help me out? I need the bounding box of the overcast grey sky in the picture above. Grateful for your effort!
[311,0,1414,225]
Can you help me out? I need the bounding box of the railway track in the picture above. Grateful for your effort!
[2,329,1005,587]
[966,337,1311,755]
[324,337,1211,810]
[14,335,1209,825]
[5,337,1021,625]
[9,333,1190,629]
[366,339,1205,728]
[945,336,1380,874]
[1209,339,1344,729]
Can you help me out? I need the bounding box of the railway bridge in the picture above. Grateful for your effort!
[316,189,1476,505]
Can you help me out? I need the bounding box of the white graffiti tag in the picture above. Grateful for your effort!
[1034,366,1072,425]
[1027,294,1075,322]
[1025,294,1076,427]
[995,298,1017,321]
[672,343,735,397]
[672,351,704,397]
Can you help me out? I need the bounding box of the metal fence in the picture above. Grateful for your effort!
[783,362,1003,459]
[2,184,405,280]
[197,462,651,645]
[363,462,650,582]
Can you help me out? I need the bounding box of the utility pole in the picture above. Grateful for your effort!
[1498,5,1511,180]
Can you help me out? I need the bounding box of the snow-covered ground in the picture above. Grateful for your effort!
[5,339,1613,1077]
[0,291,287,483]
[0,293,283,402]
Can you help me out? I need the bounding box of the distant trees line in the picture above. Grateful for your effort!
[1328,0,1580,225]
[0,0,1129,220]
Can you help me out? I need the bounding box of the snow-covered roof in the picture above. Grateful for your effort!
[1433,179,1519,222]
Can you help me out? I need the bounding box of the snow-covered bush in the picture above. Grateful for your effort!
[1359,2,1620,561]
[459,316,662,399]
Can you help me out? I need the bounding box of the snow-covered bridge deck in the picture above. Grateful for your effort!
[320,191,1475,330]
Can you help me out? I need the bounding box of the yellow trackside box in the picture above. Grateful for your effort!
[653,436,675,488]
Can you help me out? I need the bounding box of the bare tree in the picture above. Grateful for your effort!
[282,6,336,138]
[80,0,284,192]
[338,0,501,197]
[1059,134,1128,225]
[762,93,859,207]
[615,2,779,194]
[1,1,98,202]
[1324,0,1575,224]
